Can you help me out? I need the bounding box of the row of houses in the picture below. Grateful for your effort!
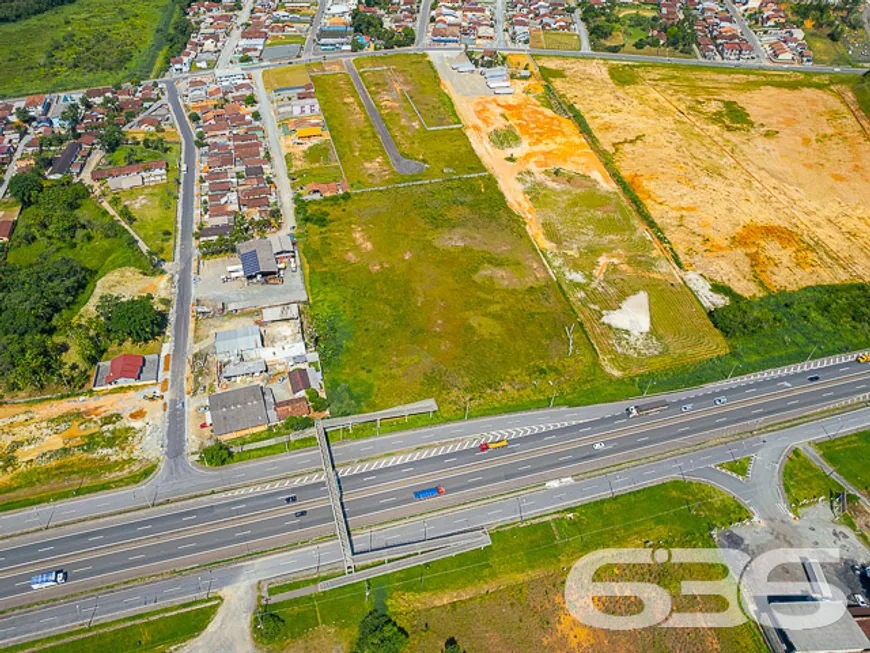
[431,1,496,46]
[171,0,242,73]
[736,0,813,65]
[694,0,756,61]
[0,83,161,183]
[506,0,572,46]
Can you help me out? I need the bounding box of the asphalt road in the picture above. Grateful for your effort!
[1,364,868,605]
[253,70,296,230]
[303,0,327,59]
[3,406,870,645]
[0,352,864,539]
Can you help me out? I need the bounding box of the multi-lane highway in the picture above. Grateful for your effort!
[1,361,867,606]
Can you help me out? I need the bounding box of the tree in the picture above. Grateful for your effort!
[243,93,257,106]
[97,294,167,343]
[443,637,464,653]
[351,610,408,653]
[7,171,43,206]
[251,110,261,121]
[199,441,233,466]
[188,111,201,124]
[60,102,82,133]
[14,107,32,125]
[98,124,124,153]
[257,612,285,642]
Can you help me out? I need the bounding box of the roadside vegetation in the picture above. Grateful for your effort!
[782,447,844,515]
[0,0,191,98]
[579,0,695,56]
[4,599,220,653]
[784,0,870,67]
[816,429,870,496]
[717,456,752,479]
[254,481,762,651]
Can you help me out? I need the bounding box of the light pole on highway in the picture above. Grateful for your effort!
[727,362,740,380]
[642,380,655,397]
[806,344,818,362]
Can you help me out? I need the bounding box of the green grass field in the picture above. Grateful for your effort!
[107,143,180,261]
[717,456,752,478]
[367,53,462,127]
[357,64,485,180]
[258,481,763,652]
[286,139,345,189]
[299,177,632,417]
[782,448,843,515]
[803,30,856,67]
[5,600,219,653]
[543,31,581,51]
[816,429,870,495]
[523,170,727,375]
[0,0,175,98]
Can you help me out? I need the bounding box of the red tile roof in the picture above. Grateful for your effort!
[105,354,145,384]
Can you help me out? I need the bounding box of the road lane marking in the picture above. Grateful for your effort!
[637,437,649,442]
[401,467,414,472]
[37,547,53,552]
[715,418,727,423]
[123,597,140,603]
[39,617,56,623]
[163,587,180,593]
[379,497,396,503]
[284,520,299,525]
[518,465,531,470]
[129,554,145,560]
[178,543,197,549]
[752,408,764,414]
[822,392,834,397]
[678,427,690,432]
[182,515,197,521]
[235,530,252,537]
[14,581,30,586]
[558,455,573,461]
[468,477,483,482]
[363,476,377,481]
[72,566,92,573]
[445,458,457,463]
[231,504,246,510]
[136,525,152,530]
[787,400,799,405]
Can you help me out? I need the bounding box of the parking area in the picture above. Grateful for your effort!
[195,256,308,313]
[429,52,492,98]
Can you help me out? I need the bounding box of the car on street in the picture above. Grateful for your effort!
[30,570,67,590]
[714,396,728,406]
[858,353,870,363]
[681,404,693,413]
[285,495,297,503]
[294,510,307,517]
[808,375,820,382]
[592,442,605,450]
[196,406,208,413]
[853,593,868,608]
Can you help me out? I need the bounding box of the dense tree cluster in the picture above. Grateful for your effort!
[351,610,408,653]
[351,10,414,49]
[790,0,864,39]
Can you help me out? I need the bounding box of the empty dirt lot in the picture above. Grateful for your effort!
[541,59,870,296]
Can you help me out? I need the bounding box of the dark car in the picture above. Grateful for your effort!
[294,510,307,518]
[284,495,297,504]
[808,375,820,382]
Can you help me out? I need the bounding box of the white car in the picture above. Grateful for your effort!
[681,404,693,413]
[714,396,728,406]
[592,442,605,450]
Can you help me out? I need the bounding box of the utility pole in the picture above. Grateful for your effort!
[727,362,739,380]
[565,323,576,356]
[643,380,654,397]
[806,344,818,362]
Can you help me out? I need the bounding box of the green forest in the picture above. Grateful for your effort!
[0,0,77,23]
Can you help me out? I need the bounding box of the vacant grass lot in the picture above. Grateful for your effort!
[816,429,870,495]
[0,0,174,98]
[543,30,581,50]
[357,65,485,179]
[5,599,219,653]
[258,481,763,652]
[299,177,632,417]
[106,143,180,261]
[311,71,399,189]
[367,53,462,127]
[263,63,311,92]
[782,447,843,515]
[524,170,726,375]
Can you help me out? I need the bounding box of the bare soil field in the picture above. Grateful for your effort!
[78,268,171,319]
[443,73,725,374]
[541,59,870,296]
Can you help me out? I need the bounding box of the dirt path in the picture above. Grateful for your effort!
[180,582,257,653]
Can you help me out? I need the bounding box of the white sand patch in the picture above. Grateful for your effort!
[601,291,651,335]
[685,271,730,310]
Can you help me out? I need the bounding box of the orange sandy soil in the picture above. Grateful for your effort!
[542,59,870,296]
[438,70,724,374]
[0,390,162,463]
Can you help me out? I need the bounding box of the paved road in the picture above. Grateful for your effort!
[4,406,870,645]
[496,0,507,50]
[304,0,327,58]
[161,83,197,483]
[252,70,296,231]
[216,0,256,71]
[416,0,433,48]
[574,13,591,53]
[724,0,766,61]
[343,59,426,174]
[1,366,868,605]
[0,132,28,199]
[0,352,865,539]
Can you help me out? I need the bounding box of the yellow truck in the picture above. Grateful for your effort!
[480,439,508,452]
[858,353,870,363]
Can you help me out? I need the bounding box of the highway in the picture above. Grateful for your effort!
[3,405,870,645]
[1,362,868,605]
[0,352,864,540]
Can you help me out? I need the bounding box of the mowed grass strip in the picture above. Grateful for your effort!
[4,599,220,653]
[359,53,462,127]
[263,63,311,92]
[259,481,763,652]
[300,177,612,416]
[782,447,844,515]
[816,429,870,495]
[357,66,485,179]
[0,0,174,98]
[309,70,397,189]
[543,30,581,50]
